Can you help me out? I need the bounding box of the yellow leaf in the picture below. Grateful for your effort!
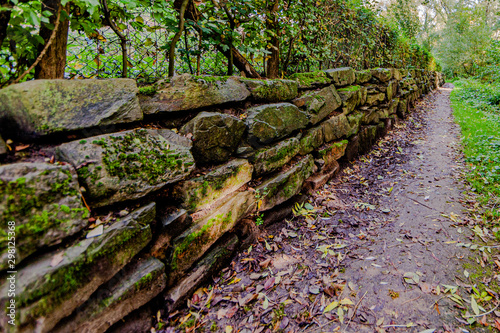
[226,326,233,333]
[323,301,339,313]
[340,298,354,306]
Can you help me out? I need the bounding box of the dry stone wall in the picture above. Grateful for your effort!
[0,67,444,332]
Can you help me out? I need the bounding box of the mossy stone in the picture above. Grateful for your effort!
[370,68,392,83]
[315,140,349,165]
[251,137,300,176]
[169,191,255,285]
[246,103,308,145]
[139,74,250,114]
[165,235,239,311]
[0,162,88,270]
[324,67,356,87]
[173,159,253,212]
[299,126,324,155]
[0,79,142,140]
[52,257,166,333]
[337,86,361,114]
[365,93,386,106]
[57,129,195,208]
[347,111,365,137]
[355,70,372,84]
[321,114,350,143]
[180,112,246,164]
[0,203,155,333]
[256,155,314,211]
[289,71,331,89]
[293,85,342,125]
[241,78,298,102]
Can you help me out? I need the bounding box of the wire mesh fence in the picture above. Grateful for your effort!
[64,8,255,83]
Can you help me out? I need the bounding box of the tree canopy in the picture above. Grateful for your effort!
[1,0,498,85]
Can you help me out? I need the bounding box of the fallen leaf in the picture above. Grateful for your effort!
[471,295,480,316]
[225,326,233,333]
[323,301,339,313]
[264,277,275,290]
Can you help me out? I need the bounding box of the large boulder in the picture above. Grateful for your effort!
[246,103,308,145]
[57,129,194,208]
[169,191,255,284]
[241,79,298,102]
[173,159,253,212]
[0,203,155,333]
[324,67,356,87]
[139,74,250,114]
[256,155,315,211]
[0,163,88,270]
[293,85,342,125]
[321,114,351,142]
[0,79,142,140]
[53,257,166,333]
[251,137,300,175]
[180,112,246,164]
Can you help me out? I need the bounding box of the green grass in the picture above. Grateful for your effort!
[451,79,500,222]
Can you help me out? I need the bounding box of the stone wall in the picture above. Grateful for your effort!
[0,67,444,332]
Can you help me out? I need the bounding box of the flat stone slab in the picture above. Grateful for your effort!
[0,79,142,140]
[251,137,300,176]
[324,67,356,87]
[169,191,255,285]
[293,85,342,125]
[246,103,308,145]
[0,162,88,270]
[57,129,194,208]
[0,203,155,333]
[241,79,298,102]
[173,159,253,212]
[53,257,166,333]
[180,112,246,164]
[165,235,238,311]
[139,74,250,114]
[257,155,315,211]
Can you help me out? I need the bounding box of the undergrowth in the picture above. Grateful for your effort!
[451,78,500,222]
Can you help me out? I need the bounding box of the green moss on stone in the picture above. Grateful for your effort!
[338,85,361,92]
[289,71,331,87]
[138,85,157,96]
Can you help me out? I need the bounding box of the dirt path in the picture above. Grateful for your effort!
[163,85,495,333]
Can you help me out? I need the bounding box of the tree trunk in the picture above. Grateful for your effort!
[0,0,12,48]
[35,0,70,79]
[217,45,260,78]
[101,0,128,77]
[169,0,189,77]
[266,0,280,78]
